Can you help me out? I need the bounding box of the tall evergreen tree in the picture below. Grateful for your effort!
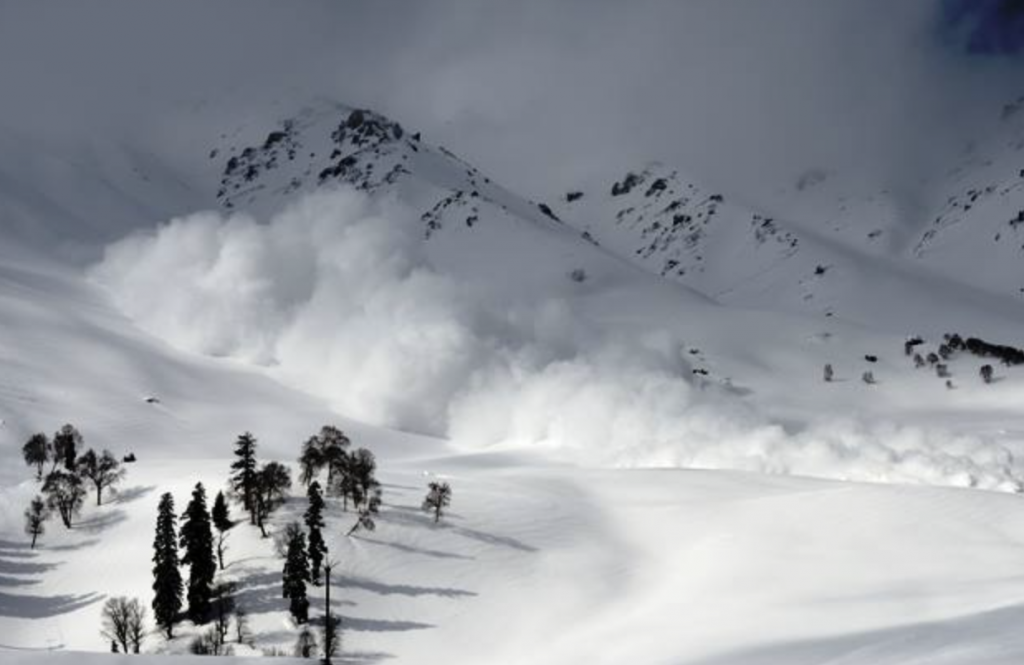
[77,449,125,506]
[304,481,327,584]
[211,491,233,571]
[230,432,259,523]
[22,433,50,480]
[180,482,216,624]
[53,424,83,471]
[152,492,183,638]
[282,526,310,623]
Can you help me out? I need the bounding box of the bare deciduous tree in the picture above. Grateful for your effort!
[101,596,146,654]
[77,448,126,506]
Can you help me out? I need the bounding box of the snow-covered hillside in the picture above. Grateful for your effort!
[3,13,1024,662]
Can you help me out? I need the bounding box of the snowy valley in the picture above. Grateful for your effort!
[4,2,1024,664]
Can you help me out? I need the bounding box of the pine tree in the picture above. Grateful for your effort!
[304,481,327,584]
[53,424,83,471]
[22,433,50,480]
[42,470,86,528]
[24,495,48,548]
[282,525,310,623]
[180,482,216,624]
[77,449,125,506]
[229,432,259,524]
[422,481,452,524]
[211,491,233,571]
[153,492,183,638]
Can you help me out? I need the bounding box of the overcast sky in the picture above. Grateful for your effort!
[1,0,1022,203]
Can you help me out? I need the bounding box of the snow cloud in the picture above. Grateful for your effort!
[4,1,1023,208]
[92,189,1022,491]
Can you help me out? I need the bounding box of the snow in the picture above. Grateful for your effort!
[3,15,1024,664]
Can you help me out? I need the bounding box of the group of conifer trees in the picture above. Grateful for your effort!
[17,421,455,659]
[151,483,236,648]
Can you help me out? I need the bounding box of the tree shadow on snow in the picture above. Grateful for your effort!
[113,484,156,504]
[235,570,355,617]
[0,557,57,577]
[687,602,1024,665]
[74,508,128,534]
[0,589,103,618]
[353,535,476,561]
[380,505,537,553]
[341,615,433,633]
[341,651,395,664]
[47,538,101,552]
[0,538,104,617]
[0,574,39,587]
[337,574,476,599]
[0,540,36,559]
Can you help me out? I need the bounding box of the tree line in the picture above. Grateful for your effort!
[21,424,128,548]
[144,425,453,660]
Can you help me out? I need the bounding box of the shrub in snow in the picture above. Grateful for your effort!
[980,364,995,384]
[904,336,924,355]
[212,582,236,650]
[423,481,453,524]
[295,627,319,658]
[861,371,876,385]
[936,364,951,378]
[913,353,926,368]
[823,363,834,382]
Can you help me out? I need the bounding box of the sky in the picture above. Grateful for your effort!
[1,0,1023,205]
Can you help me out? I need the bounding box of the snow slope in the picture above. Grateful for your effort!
[3,94,1024,665]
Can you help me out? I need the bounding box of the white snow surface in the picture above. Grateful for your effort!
[3,92,1024,665]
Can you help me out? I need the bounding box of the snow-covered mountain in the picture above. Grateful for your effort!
[4,42,1024,665]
